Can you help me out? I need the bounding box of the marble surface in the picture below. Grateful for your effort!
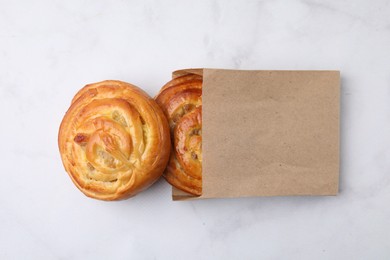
[1,0,390,259]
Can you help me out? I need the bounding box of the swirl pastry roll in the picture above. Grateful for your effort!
[155,74,202,196]
[59,80,170,200]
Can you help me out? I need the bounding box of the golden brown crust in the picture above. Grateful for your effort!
[155,75,202,196]
[58,80,170,200]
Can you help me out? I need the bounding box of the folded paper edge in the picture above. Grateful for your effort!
[172,68,204,79]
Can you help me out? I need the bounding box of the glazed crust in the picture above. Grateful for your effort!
[58,80,170,200]
[155,74,202,196]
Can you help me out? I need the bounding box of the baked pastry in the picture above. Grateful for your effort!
[58,80,170,200]
[155,74,202,195]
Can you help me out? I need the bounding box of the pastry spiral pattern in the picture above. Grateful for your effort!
[59,80,170,200]
[155,74,202,195]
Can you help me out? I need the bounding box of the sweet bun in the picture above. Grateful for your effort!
[155,74,202,196]
[58,80,170,200]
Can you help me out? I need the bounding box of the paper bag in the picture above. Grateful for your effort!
[172,69,340,200]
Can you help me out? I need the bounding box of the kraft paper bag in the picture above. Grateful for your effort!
[171,69,340,200]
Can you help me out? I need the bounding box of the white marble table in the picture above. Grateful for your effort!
[1,0,389,259]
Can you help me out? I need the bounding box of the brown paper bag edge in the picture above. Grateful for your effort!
[170,68,340,201]
[172,68,204,78]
